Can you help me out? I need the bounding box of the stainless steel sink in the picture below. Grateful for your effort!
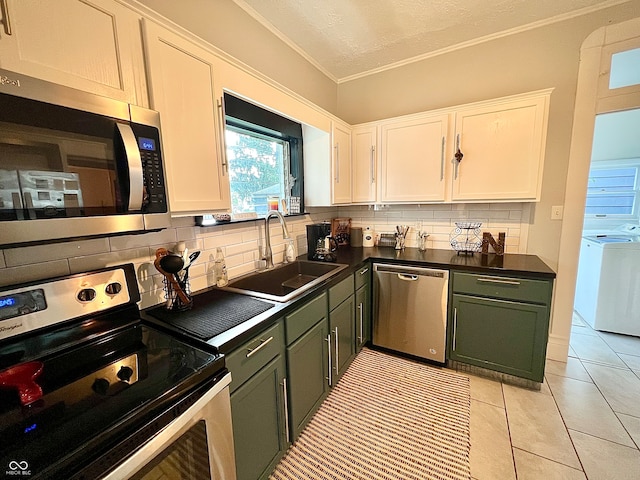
[222,260,348,302]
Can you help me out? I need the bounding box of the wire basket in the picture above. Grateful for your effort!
[377,233,397,248]
[450,222,483,255]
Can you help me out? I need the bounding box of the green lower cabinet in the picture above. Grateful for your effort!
[287,318,330,440]
[329,294,356,383]
[231,355,288,480]
[449,293,550,382]
[355,282,371,352]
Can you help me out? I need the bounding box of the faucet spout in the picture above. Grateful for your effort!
[263,211,290,270]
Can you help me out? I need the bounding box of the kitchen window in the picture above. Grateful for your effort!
[223,93,303,216]
[585,165,639,217]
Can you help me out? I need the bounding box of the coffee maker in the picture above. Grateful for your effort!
[306,222,332,260]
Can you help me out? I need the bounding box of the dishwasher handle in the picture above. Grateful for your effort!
[398,274,419,281]
[373,263,447,279]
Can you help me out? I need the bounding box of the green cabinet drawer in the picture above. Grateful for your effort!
[328,275,354,311]
[231,355,287,480]
[285,292,327,345]
[452,272,552,304]
[287,318,329,440]
[449,294,550,382]
[226,320,285,393]
[354,264,370,290]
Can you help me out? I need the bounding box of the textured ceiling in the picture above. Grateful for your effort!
[232,0,630,81]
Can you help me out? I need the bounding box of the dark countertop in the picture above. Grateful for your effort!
[142,246,555,355]
[337,246,556,279]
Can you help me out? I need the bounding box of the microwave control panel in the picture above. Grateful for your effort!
[133,124,167,213]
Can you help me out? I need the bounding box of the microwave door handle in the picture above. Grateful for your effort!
[115,123,143,211]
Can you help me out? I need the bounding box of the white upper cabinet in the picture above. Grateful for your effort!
[142,19,230,214]
[0,0,146,105]
[332,121,352,204]
[379,113,449,203]
[451,91,551,202]
[352,126,377,203]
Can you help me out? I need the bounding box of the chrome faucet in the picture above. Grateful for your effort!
[263,211,290,269]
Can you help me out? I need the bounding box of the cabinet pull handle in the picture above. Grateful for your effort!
[358,302,364,343]
[334,144,340,183]
[454,134,463,180]
[246,336,273,358]
[1,0,12,35]
[477,277,521,286]
[326,334,332,386]
[452,307,458,351]
[359,267,369,275]
[440,136,445,181]
[282,378,290,443]
[334,326,339,376]
[370,145,375,183]
[216,98,229,175]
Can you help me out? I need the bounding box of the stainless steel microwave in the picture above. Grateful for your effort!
[0,68,171,247]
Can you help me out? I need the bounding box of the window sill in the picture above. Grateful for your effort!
[195,212,307,227]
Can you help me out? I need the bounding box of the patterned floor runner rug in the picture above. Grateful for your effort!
[270,347,471,480]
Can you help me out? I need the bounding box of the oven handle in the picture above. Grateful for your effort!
[101,372,233,480]
[116,123,144,211]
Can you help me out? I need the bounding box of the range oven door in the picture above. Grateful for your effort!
[0,68,170,246]
[102,372,236,480]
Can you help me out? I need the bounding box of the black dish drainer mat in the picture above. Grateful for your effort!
[147,289,274,340]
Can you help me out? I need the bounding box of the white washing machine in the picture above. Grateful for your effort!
[574,229,640,336]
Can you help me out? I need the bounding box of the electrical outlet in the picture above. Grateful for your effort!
[551,205,563,220]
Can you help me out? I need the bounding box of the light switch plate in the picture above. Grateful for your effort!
[551,205,564,220]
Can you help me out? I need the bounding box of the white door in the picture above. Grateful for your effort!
[451,94,549,201]
[379,113,448,203]
[332,122,352,204]
[143,20,230,214]
[0,0,146,104]
[352,126,377,203]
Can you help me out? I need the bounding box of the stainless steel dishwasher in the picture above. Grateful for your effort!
[373,263,449,363]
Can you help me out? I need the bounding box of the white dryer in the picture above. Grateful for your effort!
[574,232,640,336]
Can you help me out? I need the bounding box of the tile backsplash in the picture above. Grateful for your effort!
[0,203,530,309]
[338,203,530,252]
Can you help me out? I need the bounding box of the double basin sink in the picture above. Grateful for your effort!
[222,260,348,302]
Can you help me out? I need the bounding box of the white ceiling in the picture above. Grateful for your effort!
[232,0,631,82]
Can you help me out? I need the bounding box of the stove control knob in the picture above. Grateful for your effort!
[105,282,122,295]
[117,366,134,382]
[77,288,96,302]
[92,378,110,395]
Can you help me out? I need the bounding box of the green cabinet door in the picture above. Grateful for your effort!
[231,355,288,480]
[287,319,329,440]
[329,294,356,384]
[355,282,371,352]
[449,293,550,382]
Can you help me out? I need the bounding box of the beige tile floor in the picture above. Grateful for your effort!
[462,313,640,480]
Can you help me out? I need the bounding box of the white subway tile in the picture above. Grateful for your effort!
[110,229,177,251]
[68,247,152,275]
[4,238,110,267]
[0,261,70,287]
[175,226,197,241]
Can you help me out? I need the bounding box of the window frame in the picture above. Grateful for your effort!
[585,161,640,220]
[222,93,304,218]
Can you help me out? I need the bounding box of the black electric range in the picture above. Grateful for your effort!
[0,264,226,479]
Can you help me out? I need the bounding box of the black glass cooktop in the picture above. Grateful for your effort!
[0,310,224,479]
